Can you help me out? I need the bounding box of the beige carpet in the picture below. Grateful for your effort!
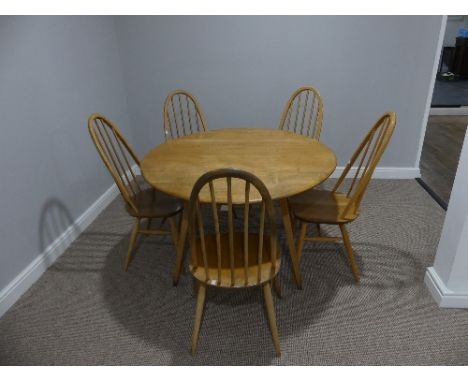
[1,180,467,365]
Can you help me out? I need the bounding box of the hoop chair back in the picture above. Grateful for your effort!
[188,169,279,288]
[163,89,208,140]
[333,111,396,218]
[278,86,324,140]
[88,113,141,215]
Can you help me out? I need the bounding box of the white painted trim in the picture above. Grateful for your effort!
[0,165,139,318]
[414,16,448,169]
[329,166,420,179]
[425,267,468,308]
[429,107,468,116]
[0,182,119,318]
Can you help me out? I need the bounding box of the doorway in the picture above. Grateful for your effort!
[418,15,468,209]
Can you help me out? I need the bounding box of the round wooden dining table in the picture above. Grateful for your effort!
[140,127,337,289]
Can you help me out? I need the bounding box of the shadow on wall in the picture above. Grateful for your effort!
[38,198,79,267]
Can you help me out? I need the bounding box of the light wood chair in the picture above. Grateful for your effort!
[188,169,281,355]
[288,111,397,283]
[88,113,183,271]
[163,89,208,140]
[278,86,324,140]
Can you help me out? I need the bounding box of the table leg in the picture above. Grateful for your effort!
[172,201,189,286]
[279,198,303,289]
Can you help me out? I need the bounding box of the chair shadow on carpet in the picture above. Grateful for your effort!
[80,223,427,365]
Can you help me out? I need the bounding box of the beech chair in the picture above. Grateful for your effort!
[163,89,208,140]
[288,111,396,283]
[188,169,281,355]
[278,86,324,140]
[88,113,183,271]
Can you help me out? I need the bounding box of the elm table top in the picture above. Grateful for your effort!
[140,127,337,204]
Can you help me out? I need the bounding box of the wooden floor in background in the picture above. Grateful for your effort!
[420,115,468,205]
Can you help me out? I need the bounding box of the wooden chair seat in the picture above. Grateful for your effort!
[125,187,183,219]
[289,111,397,285]
[190,232,280,287]
[288,189,358,224]
[188,169,281,355]
[88,113,182,272]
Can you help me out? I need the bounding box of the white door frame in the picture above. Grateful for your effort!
[414,15,448,170]
[421,16,468,308]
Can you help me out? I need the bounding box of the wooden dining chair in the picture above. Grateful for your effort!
[278,86,324,140]
[163,89,208,140]
[88,113,183,271]
[288,111,396,283]
[188,169,281,355]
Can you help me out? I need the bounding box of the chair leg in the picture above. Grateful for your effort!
[297,222,308,263]
[263,282,281,356]
[273,275,282,298]
[290,213,296,235]
[339,224,360,283]
[173,203,189,286]
[168,216,178,245]
[123,218,140,272]
[191,283,206,355]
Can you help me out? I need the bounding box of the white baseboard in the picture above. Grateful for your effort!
[430,107,468,116]
[0,182,120,318]
[425,267,468,308]
[330,166,420,179]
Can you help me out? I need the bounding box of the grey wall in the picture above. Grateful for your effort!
[0,15,444,297]
[0,16,131,291]
[114,16,443,167]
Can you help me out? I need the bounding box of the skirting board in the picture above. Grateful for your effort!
[424,267,468,308]
[0,182,120,318]
[0,164,141,318]
[329,166,420,179]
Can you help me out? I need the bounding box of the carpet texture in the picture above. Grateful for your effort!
[1,180,467,365]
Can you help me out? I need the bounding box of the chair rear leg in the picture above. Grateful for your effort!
[297,222,308,263]
[123,218,140,272]
[262,282,281,356]
[339,224,360,283]
[192,283,206,355]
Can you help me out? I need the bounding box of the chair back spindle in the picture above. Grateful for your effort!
[278,86,324,140]
[188,169,278,288]
[163,89,208,140]
[88,113,141,214]
[332,111,397,218]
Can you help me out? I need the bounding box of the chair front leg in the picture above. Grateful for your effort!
[124,217,140,272]
[279,198,303,289]
[191,282,206,355]
[263,282,281,356]
[168,216,178,245]
[297,222,308,263]
[339,224,360,283]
